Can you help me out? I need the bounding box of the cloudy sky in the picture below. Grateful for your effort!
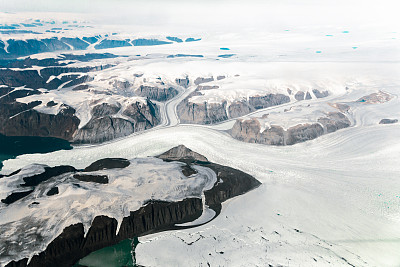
[0,0,398,37]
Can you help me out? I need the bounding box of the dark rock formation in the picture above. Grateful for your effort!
[379,118,398,124]
[21,166,77,187]
[73,174,109,184]
[177,91,290,125]
[312,89,329,98]
[175,77,190,88]
[1,190,34,205]
[248,94,290,109]
[0,66,108,90]
[158,145,208,162]
[83,158,130,172]
[305,92,312,100]
[202,162,261,208]
[228,101,255,118]
[194,77,214,85]
[46,101,57,107]
[286,123,324,145]
[158,145,261,211]
[0,102,80,141]
[73,99,160,144]
[4,146,260,267]
[136,85,178,101]
[317,112,351,133]
[177,99,229,124]
[295,91,305,101]
[181,164,197,177]
[0,38,116,60]
[231,112,350,145]
[46,187,59,196]
[6,198,203,267]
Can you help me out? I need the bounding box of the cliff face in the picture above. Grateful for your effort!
[6,199,202,267]
[0,90,80,140]
[0,66,110,90]
[136,85,179,102]
[0,86,160,143]
[73,99,160,144]
[177,91,291,125]
[3,146,261,267]
[231,112,350,145]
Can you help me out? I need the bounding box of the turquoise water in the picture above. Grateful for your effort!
[0,134,72,171]
[76,237,140,267]
[315,51,322,53]
[220,47,230,50]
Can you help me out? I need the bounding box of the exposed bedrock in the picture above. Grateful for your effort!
[83,158,131,172]
[136,85,178,101]
[317,112,351,133]
[231,112,350,145]
[286,123,324,145]
[177,98,229,125]
[0,88,160,143]
[5,198,202,267]
[248,94,290,109]
[73,99,160,144]
[0,65,110,90]
[177,92,290,125]
[194,76,214,85]
[4,146,260,267]
[0,98,80,140]
[379,118,398,124]
[175,77,190,88]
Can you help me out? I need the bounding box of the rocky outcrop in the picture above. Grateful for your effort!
[1,165,76,204]
[158,144,208,162]
[175,77,190,88]
[177,92,290,125]
[73,99,160,144]
[73,174,109,184]
[286,123,324,145]
[194,77,214,85]
[228,101,255,118]
[83,158,131,172]
[177,98,229,124]
[4,146,260,267]
[73,117,135,144]
[379,118,398,124]
[46,187,59,196]
[158,145,261,211]
[1,190,34,205]
[136,85,178,102]
[0,65,109,90]
[0,93,80,140]
[357,91,393,104]
[312,89,329,98]
[231,112,350,145]
[6,198,202,267]
[248,94,290,109]
[295,91,305,101]
[317,112,351,133]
